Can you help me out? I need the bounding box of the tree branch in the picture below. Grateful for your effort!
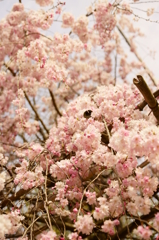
[112,207,159,240]
[24,91,49,135]
[133,75,159,122]
[49,90,62,117]
[117,26,157,86]
[3,63,48,139]
[136,89,159,111]
[1,189,30,208]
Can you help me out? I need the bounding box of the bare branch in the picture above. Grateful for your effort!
[133,75,159,122]
[24,91,49,135]
[136,89,159,111]
[49,90,62,117]
[44,156,52,230]
[22,216,41,238]
[117,26,157,86]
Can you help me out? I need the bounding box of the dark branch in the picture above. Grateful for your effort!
[49,90,62,117]
[4,63,16,77]
[136,89,159,111]
[24,92,49,135]
[133,75,159,122]
[1,189,30,208]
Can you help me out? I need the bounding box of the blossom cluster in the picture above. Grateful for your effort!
[0,0,158,239]
[0,210,24,239]
[44,84,159,236]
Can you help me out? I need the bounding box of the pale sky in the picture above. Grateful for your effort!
[1,0,159,83]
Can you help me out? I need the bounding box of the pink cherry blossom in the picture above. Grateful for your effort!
[74,215,95,235]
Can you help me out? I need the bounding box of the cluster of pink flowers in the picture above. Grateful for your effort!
[0,0,158,239]
[36,230,57,240]
[134,226,152,240]
[72,16,89,43]
[102,219,120,235]
[36,0,54,7]
[0,210,24,239]
[14,159,44,189]
[94,1,116,45]
[62,12,74,28]
[74,214,95,235]
[28,9,54,30]
[153,213,159,231]
[44,84,158,236]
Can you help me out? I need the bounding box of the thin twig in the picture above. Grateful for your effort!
[77,169,105,218]
[114,53,117,85]
[130,0,159,4]
[128,215,159,233]
[117,26,157,86]
[44,157,52,230]
[22,216,41,238]
[60,215,66,239]
[117,6,159,25]
[103,118,111,140]
[0,141,26,149]
[69,85,80,96]
[30,191,40,240]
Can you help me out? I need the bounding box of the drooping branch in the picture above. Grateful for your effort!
[133,75,159,122]
[117,26,157,86]
[3,63,48,139]
[4,62,16,77]
[49,90,62,117]
[24,92,49,135]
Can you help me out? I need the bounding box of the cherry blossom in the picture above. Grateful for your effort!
[74,214,95,235]
[0,0,159,239]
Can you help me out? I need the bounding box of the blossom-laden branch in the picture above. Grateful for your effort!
[3,62,48,141]
[133,75,159,122]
